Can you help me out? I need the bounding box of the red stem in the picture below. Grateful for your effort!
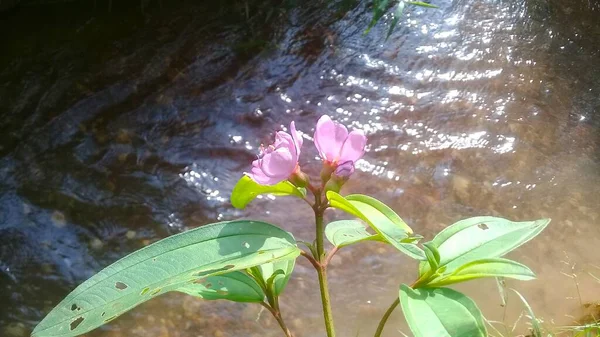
[300,250,321,269]
[324,246,339,267]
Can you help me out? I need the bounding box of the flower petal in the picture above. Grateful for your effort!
[260,149,295,178]
[274,130,299,162]
[314,115,348,161]
[338,130,367,163]
[246,167,281,185]
[290,121,303,159]
[274,131,293,150]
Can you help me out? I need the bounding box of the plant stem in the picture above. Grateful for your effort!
[373,298,399,337]
[315,206,325,259]
[275,313,294,337]
[314,204,336,337]
[324,246,339,267]
[313,191,324,262]
[317,264,336,337]
[261,302,294,337]
[300,250,320,270]
[374,279,420,337]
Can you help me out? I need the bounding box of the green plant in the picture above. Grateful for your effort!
[367,0,439,39]
[32,115,549,337]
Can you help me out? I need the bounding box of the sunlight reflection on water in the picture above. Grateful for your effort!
[1,0,599,336]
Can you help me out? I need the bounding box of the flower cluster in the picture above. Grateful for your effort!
[246,115,367,186]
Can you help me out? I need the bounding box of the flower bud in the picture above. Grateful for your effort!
[289,169,310,188]
[324,177,343,194]
[333,161,355,178]
[320,162,336,184]
[324,162,355,193]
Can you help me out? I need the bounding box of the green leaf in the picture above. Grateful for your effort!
[386,1,405,40]
[405,1,439,8]
[423,242,440,271]
[177,271,264,303]
[231,175,306,209]
[427,258,536,287]
[421,217,550,274]
[345,194,413,234]
[366,0,391,34]
[367,0,438,38]
[327,192,424,260]
[399,285,487,337]
[32,220,300,337]
[256,259,295,296]
[327,192,413,234]
[325,220,378,248]
[418,259,429,277]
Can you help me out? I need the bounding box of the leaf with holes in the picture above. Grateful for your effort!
[177,271,264,303]
[399,285,487,337]
[32,220,300,337]
[419,217,550,276]
[426,258,536,287]
[231,175,306,209]
[325,220,379,248]
[327,191,424,259]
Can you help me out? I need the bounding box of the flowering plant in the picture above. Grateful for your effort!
[32,116,549,337]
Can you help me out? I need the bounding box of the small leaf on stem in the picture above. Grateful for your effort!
[231,175,306,209]
[325,220,378,248]
[426,258,536,287]
[177,271,265,303]
[327,191,425,260]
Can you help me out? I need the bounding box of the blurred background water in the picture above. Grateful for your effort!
[1,0,600,336]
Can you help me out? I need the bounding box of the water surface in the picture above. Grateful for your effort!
[1,0,600,336]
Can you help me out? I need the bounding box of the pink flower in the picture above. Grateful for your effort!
[246,122,303,185]
[314,115,367,168]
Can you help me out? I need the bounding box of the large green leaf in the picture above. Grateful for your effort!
[325,220,378,248]
[177,271,264,303]
[399,285,487,337]
[420,217,550,275]
[327,192,424,259]
[32,220,300,337]
[426,258,536,287]
[231,175,305,209]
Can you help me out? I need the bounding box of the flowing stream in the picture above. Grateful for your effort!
[1,0,600,336]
